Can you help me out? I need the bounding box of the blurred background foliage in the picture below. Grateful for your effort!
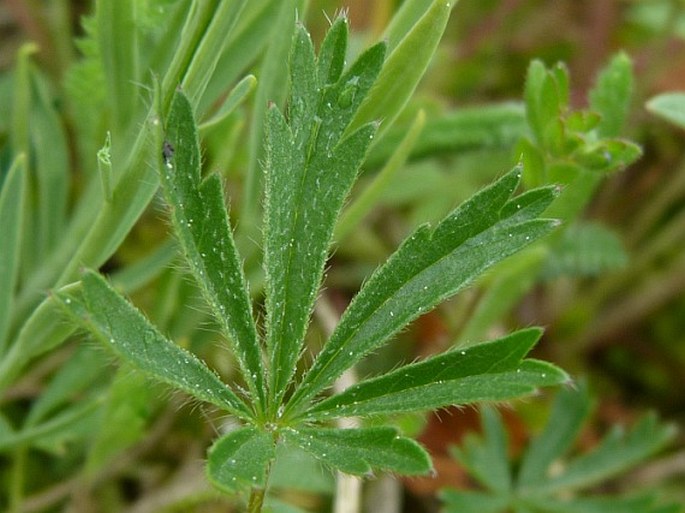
[0,0,684,512]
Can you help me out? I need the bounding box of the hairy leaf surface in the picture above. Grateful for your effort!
[305,329,567,419]
[288,167,558,413]
[282,426,431,476]
[207,427,276,493]
[263,19,384,405]
[55,270,250,417]
[162,90,264,406]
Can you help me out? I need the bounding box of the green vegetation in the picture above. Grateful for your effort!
[0,1,683,512]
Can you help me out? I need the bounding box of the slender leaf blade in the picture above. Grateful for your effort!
[306,359,566,420]
[305,328,542,418]
[0,155,26,355]
[162,90,264,406]
[55,270,251,418]
[288,168,559,413]
[350,0,452,135]
[263,27,385,404]
[282,426,431,476]
[525,495,662,513]
[207,426,276,493]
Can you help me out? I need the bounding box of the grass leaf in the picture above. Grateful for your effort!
[0,155,26,355]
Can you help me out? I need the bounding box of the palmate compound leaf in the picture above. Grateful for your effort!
[444,389,680,513]
[55,270,251,419]
[285,166,560,417]
[304,329,568,420]
[161,90,265,408]
[281,426,431,476]
[263,18,385,407]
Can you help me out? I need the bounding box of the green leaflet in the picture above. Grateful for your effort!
[161,90,264,407]
[281,427,431,476]
[263,19,384,406]
[541,221,628,279]
[304,329,568,420]
[55,270,251,418]
[206,427,276,493]
[286,167,559,415]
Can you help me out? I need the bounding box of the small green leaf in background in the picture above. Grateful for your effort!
[0,155,26,355]
[441,384,679,513]
[647,92,685,130]
[542,221,629,279]
[589,52,633,137]
[350,0,453,136]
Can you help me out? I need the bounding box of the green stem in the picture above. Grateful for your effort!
[8,446,28,513]
[247,487,266,513]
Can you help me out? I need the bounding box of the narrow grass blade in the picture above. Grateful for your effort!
[304,330,567,420]
[263,21,385,406]
[161,90,265,408]
[0,155,26,355]
[199,74,256,133]
[96,0,139,132]
[55,270,251,418]
[336,109,425,240]
[0,291,77,393]
[282,426,431,476]
[288,167,559,413]
[206,427,276,493]
[349,0,452,136]
[199,0,281,115]
[181,0,248,107]
[440,490,510,513]
[31,72,70,253]
[0,398,101,452]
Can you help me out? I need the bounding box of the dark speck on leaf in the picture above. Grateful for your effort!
[162,140,175,164]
